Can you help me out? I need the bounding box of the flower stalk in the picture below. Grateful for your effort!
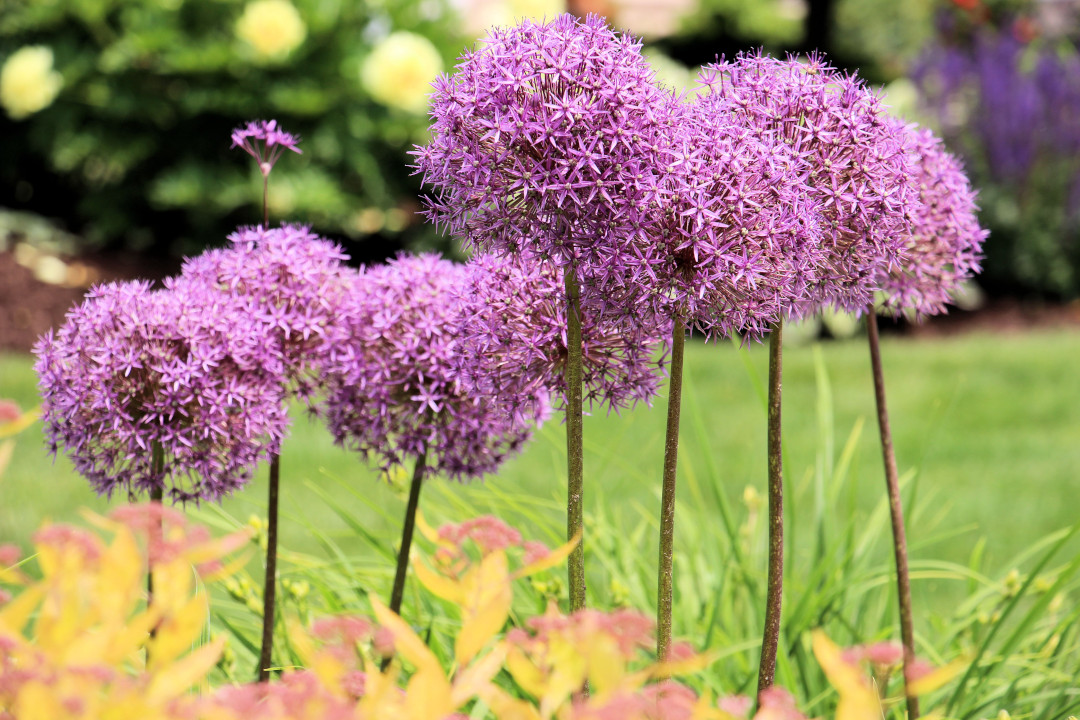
[866,309,920,720]
[657,317,686,661]
[758,318,784,697]
[564,262,586,613]
[389,451,428,615]
[258,453,281,682]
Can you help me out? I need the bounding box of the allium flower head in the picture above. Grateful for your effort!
[642,101,825,339]
[459,252,666,413]
[176,223,353,403]
[697,51,921,314]
[878,124,987,318]
[34,280,288,502]
[230,119,302,177]
[322,253,544,480]
[413,14,681,310]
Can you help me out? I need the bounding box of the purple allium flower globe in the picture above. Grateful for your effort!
[231,119,302,178]
[34,280,288,503]
[697,51,921,315]
[323,253,545,481]
[879,124,987,318]
[412,14,682,316]
[177,223,354,405]
[459,252,666,414]
[645,102,825,339]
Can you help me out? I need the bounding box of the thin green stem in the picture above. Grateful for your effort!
[389,452,428,616]
[564,263,586,613]
[657,317,686,661]
[866,310,920,720]
[258,453,281,683]
[758,319,784,698]
[262,176,270,228]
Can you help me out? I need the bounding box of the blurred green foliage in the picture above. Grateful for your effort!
[0,0,465,258]
[834,0,937,78]
[677,0,805,47]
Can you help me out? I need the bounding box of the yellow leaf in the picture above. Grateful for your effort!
[146,636,225,703]
[405,668,454,720]
[286,616,319,666]
[412,557,465,604]
[481,685,545,720]
[196,549,254,585]
[0,584,44,634]
[456,551,512,665]
[14,679,64,720]
[907,657,969,697]
[182,529,254,567]
[505,645,546,699]
[651,649,720,679]
[584,633,624,694]
[0,406,39,439]
[147,594,209,670]
[811,630,881,720]
[0,439,14,479]
[370,594,442,677]
[450,641,507,707]
[512,530,581,580]
[415,510,440,544]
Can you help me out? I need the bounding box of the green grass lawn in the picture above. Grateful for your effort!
[3,327,1079,614]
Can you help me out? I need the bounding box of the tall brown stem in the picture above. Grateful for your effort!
[144,442,166,668]
[866,310,920,720]
[564,264,586,613]
[758,319,784,697]
[389,452,428,615]
[657,317,686,661]
[257,453,281,682]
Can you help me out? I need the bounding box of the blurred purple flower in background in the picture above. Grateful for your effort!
[912,22,1080,295]
[322,253,544,481]
[459,252,666,415]
[34,280,288,503]
[879,124,987,318]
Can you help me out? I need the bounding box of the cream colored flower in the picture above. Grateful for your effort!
[454,0,565,37]
[236,0,307,59]
[0,46,63,120]
[360,32,443,114]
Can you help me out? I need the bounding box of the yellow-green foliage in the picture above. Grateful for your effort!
[0,506,961,720]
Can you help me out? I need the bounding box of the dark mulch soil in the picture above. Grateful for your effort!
[0,250,178,353]
[3,249,1079,354]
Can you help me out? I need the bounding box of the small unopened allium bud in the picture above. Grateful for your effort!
[743,485,761,512]
[1003,568,1022,597]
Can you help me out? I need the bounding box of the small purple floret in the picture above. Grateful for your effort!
[231,119,303,177]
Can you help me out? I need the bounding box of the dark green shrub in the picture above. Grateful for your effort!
[0,0,463,259]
